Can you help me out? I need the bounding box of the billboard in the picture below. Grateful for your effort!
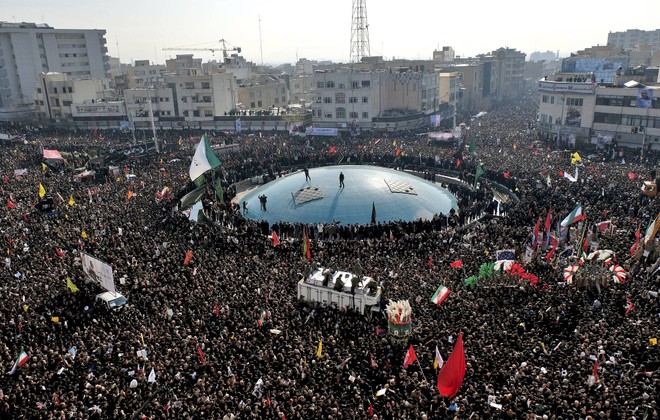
[81,253,116,294]
[637,88,653,109]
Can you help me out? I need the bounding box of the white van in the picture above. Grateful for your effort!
[95,292,128,309]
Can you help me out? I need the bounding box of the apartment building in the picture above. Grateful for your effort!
[0,21,108,119]
[608,29,660,52]
[33,72,112,122]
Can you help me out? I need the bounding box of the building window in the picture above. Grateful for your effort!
[193,110,200,117]
[542,95,548,103]
[316,109,322,118]
[349,111,358,119]
[362,96,368,103]
[336,107,346,118]
[324,112,333,118]
[326,81,335,88]
[183,110,189,117]
[204,110,213,117]
[550,96,555,104]
[258,100,262,107]
[339,83,345,89]
[361,80,370,87]
[201,82,210,89]
[335,92,345,104]
[317,81,325,89]
[62,100,72,106]
[202,96,211,102]
[275,97,279,104]
[281,87,285,94]
[566,98,583,106]
[324,97,332,104]
[185,82,194,89]
[362,112,368,118]
[281,96,286,103]
[349,97,358,103]
[53,87,58,94]
[351,81,359,89]
[251,102,255,108]
[181,96,187,103]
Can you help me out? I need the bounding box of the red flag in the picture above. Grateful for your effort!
[7,198,16,209]
[403,344,417,368]
[456,159,461,169]
[53,394,60,405]
[3,175,8,184]
[395,149,401,157]
[304,227,311,261]
[630,225,641,255]
[627,171,636,181]
[265,392,271,407]
[55,248,63,258]
[503,171,510,179]
[437,332,466,397]
[197,343,206,365]
[593,359,599,382]
[214,302,220,316]
[559,170,564,177]
[545,246,557,262]
[272,231,280,247]
[450,260,463,269]
[625,297,634,316]
[328,146,336,154]
[184,250,193,266]
[583,234,590,252]
[370,352,377,369]
[368,402,374,416]
[428,256,433,269]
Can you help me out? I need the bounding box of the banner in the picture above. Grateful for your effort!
[305,127,338,137]
[636,88,653,109]
[81,252,116,294]
[106,142,158,162]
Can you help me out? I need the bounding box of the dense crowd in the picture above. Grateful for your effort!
[0,97,658,419]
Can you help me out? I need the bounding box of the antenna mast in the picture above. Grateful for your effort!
[350,0,371,63]
[258,16,264,66]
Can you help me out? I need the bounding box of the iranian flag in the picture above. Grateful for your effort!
[7,351,29,375]
[257,310,268,327]
[561,204,585,227]
[431,285,451,306]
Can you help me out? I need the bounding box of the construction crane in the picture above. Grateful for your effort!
[162,39,241,62]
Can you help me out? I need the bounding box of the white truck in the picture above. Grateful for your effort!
[297,268,381,315]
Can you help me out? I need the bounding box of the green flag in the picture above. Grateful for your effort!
[214,179,224,203]
[474,164,485,187]
[469,135,476,155]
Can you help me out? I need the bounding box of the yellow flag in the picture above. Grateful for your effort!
[67,278,79,293]
[513,144,517,151]
[68,195,75,206]
[651,338,658,346]
[23,305,28,312]
[392,140,397,147]
[140,333,145,346]
[316,339,323,358]
[81,231,87,239]
[42,163,47,171]
[51,316,59,323]
[39,183,46,198]
[116,177,121,182]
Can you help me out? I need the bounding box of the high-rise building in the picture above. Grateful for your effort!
[608,29,660,52]
[0,21,109,119]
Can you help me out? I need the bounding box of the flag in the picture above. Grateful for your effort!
[257,310,267,327]
[81,231,87,239]
[437,332,466,397]
[68,195,75,206]
[543,210,552,249]
[189,134,221,185]
[450,260,462,269]
[455,158,461,169]
[532,217,541,249]
[55,246,64,257]
[184,250,193,266]
[596,220,612,235]
[630,225,641,255]
[503,171,510,179]
[127,190,134,200]
[395,148,401,157]
[303,227,311,261]
[403,344,417,368]
[197,343,206,365]
[88,188,92,203]
[628,171,636,181]
[39,183,46,198]
[371,202,377,224]
[643,213,660,245]
[148,368,156,383]
[473,164,485,187]
[265,392,271,407]
[561,204,585,227]
[66,278,79,293]
[51,316,59,323]
[214,302,220,316]
[593,359,599,383]
[571,152,581,165]
[434,346,444,370]
[3,175,7,184]
[428,255,433,269]
[545,245,557,262]
[368,402,374,416]
[625,297,634,316]
[370,352,377,369]
[431,285,451,305]
[7,198,16,209]
[272,231,280,247]
[468,135,476,155]
[316,339,323,358]
[7,351,29,375]
[42,163,47,171]
[328,146,336,154]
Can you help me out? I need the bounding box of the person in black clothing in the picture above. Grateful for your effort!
[339,171,345,188]
[304,168,311,182]
[258,194,267,211]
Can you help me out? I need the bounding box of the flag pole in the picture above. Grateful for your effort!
[415,357,428,385]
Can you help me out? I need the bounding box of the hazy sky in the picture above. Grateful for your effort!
[8,0,660,65]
